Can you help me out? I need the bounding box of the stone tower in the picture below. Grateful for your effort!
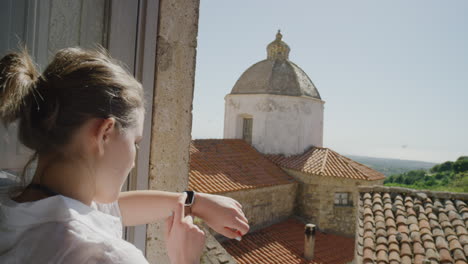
[224,31,325,155]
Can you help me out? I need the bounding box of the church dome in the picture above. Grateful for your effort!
[230,31,321,99]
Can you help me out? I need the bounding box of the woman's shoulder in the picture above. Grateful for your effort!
[60,220,149,264]
[91,199,122,219]
[0,203,148,264]
[0,194,124,244]
[1,220,147,263]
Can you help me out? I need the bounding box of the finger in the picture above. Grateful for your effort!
[222,227,242,240]
[235,201,243,209]
[192,223,203,233]
[236,210,249,224]
[231,206,248,224]
[233,216,250,236]
[194,226,206,242]
[174,193,187,223]
[165,211,174,237]
[185,214,194,225]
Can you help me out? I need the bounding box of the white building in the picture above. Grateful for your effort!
[224,31,325,155]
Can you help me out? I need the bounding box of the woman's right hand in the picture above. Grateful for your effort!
[165,193,206,264]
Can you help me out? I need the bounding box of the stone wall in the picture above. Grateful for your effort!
[221,183,297,232]
[201,232,237,264]
[285,168,384,237]
[145,0,200,263]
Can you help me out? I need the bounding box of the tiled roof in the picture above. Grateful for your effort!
[223,218,355,264]
[356,186,468,264]
[189,139,295,194]
[266,147,385,181]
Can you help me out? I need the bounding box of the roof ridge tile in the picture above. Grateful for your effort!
[319,148,329,176]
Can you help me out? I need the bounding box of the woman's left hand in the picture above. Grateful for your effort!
[192,193,249,239]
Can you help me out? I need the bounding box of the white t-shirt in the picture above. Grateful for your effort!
[0,189,149,264]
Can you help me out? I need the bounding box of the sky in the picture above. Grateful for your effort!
[192,0,468,163]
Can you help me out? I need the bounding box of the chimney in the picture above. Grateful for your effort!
[304,223,316,260]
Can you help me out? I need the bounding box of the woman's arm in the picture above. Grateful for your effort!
[118,190,183,226]
[118,190,250,238]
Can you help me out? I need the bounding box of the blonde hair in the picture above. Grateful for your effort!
[0,47,144,180]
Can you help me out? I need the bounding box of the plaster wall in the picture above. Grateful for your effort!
[285,168,384,237]
[224,94,324,155]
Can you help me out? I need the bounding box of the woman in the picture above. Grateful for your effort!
[0,48,249,263]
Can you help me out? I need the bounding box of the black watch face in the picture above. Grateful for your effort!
[185,191,195,205]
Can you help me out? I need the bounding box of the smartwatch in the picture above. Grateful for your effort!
[184,190,196,215]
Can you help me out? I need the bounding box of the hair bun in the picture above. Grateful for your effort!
[0,49,40,126]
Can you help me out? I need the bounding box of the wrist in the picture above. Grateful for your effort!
[191,192,206,218]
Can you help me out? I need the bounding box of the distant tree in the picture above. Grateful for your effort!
[394,175,404,184]
[455,173,468,192]
[441,177,449,186]
[453,159,468,173]
[404,177,414,185]
[425,178,436,186]
[384,157,467,193]
[423,175,431,182]
[384,176,393,184]
[431,161,453,173]
[430,165,438,173]
[414,170,425,182]
[413,180,425,187]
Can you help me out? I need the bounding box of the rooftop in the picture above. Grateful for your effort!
[356,185,468,264]
[222,218,355,264]
[266,147,385,181]
[189,139,295,194]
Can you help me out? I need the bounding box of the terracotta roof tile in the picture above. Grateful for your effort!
[265,147,385,181]
[223,218,355,264]
[376,249,388,263]
[188,139,295,193]
[356,186,468,264]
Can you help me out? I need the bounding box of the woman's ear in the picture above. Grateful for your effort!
[96,118,116,156]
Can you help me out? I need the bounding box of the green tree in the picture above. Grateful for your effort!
[404,177,413,185]
[394,175,404,184]
[441,177,449,186]
[431,161,453,173]
[384,176,394,184]
[453,159,468,173]
[435,173,444,180]
[385,157,467,193]
[425,178,436,186]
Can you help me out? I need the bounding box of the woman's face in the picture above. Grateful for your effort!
[94,109,144,203]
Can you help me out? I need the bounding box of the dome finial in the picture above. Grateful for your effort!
[276,30,282,40]
[267,30,290,60]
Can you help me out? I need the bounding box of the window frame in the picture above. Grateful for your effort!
[242,117,253,144]
[334,192,352,207]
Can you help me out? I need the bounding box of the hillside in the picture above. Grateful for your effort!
[383,156,468,193]
[345,155,436,176]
